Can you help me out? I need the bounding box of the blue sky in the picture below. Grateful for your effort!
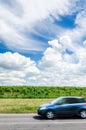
[0,0,86,86]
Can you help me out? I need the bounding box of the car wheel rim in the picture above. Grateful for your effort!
[80,110,86,118]
[46,111,54,119]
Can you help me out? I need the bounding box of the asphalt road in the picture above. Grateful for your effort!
[0,114,86,130]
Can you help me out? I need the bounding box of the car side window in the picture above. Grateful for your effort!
[66,98,79,104]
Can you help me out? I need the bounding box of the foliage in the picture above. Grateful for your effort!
[0,86,86,99]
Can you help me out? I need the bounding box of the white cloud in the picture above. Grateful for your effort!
[83,40,86,47]
[0,36,86,86]
[0,0,85,52]
[60,10,86,47]
[0,0,72,52]
[18,0,71,24]
[36,36,86,86]
[48,39,63,52]
[0,52,40,85]
[0,0,86,86]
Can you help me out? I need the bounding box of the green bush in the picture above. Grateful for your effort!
[0,86,86,99]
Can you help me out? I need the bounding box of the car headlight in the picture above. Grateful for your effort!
[40,106,46,110]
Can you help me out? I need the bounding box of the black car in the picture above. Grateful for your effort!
[38,96,86,119]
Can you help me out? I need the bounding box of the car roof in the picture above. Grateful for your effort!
[60,96,83,99]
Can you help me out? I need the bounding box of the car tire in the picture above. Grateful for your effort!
[45,110,55,119]
[79,110,86,119]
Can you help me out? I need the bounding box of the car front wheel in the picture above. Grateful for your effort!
[45,110,55,119]
[79,110,86,119]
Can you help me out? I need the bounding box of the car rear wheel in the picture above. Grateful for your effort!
[46,110,55,119]
[79,110,86,119]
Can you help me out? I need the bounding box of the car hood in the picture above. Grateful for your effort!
[40,103,54,108]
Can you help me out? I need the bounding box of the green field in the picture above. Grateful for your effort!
[0,98,53,113]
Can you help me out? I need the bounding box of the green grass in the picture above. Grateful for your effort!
[0,98,53,113]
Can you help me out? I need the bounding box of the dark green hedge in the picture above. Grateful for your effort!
[0,86,86,98]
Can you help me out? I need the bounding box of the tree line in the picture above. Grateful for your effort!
[0,86,86,98]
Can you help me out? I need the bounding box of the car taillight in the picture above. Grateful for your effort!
[84,103,86,106]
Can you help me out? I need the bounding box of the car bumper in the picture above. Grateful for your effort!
[37,108,46,116]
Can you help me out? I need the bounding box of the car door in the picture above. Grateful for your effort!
[54,98,74,116]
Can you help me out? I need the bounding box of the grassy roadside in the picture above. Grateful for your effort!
[0,98,53,113]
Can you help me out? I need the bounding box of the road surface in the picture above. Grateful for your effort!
[0,114,86,130]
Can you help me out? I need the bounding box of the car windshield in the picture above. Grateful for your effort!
[51,97,65,105]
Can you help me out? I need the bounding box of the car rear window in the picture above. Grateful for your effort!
[79,98,85,103]
[66,98,85,104]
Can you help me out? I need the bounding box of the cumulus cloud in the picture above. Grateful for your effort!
[0,35,86,86]
[36,36,86,86]
[0,52,40,85]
